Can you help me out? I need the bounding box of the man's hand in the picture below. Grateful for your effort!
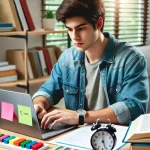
[40,109,79,129]
[34,103,47,119]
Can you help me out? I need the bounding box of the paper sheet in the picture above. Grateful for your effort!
[49,124,128,150]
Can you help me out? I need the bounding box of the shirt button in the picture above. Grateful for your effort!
[80,104,82,106]
[66,89,69,92]
[116,89,118,92]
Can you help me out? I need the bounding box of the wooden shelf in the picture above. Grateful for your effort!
[29,75,49,85]
[0,75,49,88]
[0,31,26,37]
[0,30,67,37]
[28,29,67,35]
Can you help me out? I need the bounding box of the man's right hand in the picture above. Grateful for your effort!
[34,103,47,119]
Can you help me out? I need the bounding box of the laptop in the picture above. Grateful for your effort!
[0,89,77,140]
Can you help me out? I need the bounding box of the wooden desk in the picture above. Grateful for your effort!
[0,127,131,150]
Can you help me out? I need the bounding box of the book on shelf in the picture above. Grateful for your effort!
[123,114,150,143]
[0,23,13,28]
[35,47,53,74]
[14,0,29,31]
[0,65,16,72]
[37,50,48,76]
[1,0,22,31]
[0,75,17,83]
[0,27,14,32]
[20,0,35,31]
[47,46,57,66]
[6,49,34,80]
[28,49,43,78]
[53,46,62,60]
[0,61,9,67]
[0,69,17,77]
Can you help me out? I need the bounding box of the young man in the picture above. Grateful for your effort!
[32,0,149,129]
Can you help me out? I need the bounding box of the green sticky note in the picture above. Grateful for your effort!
[18,105,32,126]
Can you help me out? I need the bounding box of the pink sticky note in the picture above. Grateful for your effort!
[1,101,14,121]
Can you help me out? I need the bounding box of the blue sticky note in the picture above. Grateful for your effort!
[26,141,38,149]
[4,136,15,144]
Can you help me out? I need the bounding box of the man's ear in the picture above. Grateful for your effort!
[96,17,103,30]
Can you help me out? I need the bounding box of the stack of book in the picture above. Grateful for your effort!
[0,0,35,31]
[123,114,150,150]
[6,46,62,80]
[0,23,14,32]
[0,61,17,83]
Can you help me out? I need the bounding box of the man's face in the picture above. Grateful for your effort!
[65,16,99,52]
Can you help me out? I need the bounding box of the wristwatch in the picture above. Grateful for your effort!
[76,109,86,125]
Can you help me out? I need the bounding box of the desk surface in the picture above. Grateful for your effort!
[0,127,131,150]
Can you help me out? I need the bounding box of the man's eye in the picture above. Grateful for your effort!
[78,27,85,31]
[68,28,72,32]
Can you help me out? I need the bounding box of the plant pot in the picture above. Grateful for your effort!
[42,18,56,30]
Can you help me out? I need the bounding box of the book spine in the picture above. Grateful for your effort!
[28,52,37,78]
[42,48,52,74]
[0,65,16,72]
[48,47,57,66]
[14,0,29,30]
[7,0,22,31]
[0,75,17,83]
[37,51,48,76]
[0,70,17,77]
[0,23,13,27]
[32,51,43,77]
[20,0,35,31]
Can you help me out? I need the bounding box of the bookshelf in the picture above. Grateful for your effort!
[0,30,67,93]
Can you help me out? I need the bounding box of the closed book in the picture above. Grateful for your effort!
[35,47,53,74]
[0,69,17,77]
[132,143,150,150]
[47,47,57,66]
[28,50,43,78]
[0,27,14,32]
[0,65,16,72]
[0,61,9,67]
[1,0,22,31]
[0,23,13,28]
[37,51,48,76]
[20,0,35,31]
[53,46,62,60]
[0,75,17,83]
[14,0,29,30]
[6,50,34,80]
[28,52,37,78]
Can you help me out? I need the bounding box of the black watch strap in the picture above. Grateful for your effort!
[79,115,84,125]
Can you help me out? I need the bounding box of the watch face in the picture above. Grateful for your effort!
[91,129,116,150]
[76,109,86,116]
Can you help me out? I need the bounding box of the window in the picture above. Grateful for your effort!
[43,0,149,49]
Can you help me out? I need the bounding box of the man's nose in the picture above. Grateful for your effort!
[72,30,79,40]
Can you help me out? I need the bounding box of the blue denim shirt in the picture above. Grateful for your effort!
[32,32,149,124]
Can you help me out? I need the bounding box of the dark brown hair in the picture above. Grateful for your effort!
[56,0,105,31]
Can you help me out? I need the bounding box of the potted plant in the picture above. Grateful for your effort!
[42,10,56,30]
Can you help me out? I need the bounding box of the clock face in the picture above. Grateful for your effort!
[91,129,115,150]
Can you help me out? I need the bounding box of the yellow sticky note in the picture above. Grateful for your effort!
[9,137,20,145]
[18,105,32,126]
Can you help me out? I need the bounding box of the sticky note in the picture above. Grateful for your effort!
[1,102,14,121]
[18,105,32,126]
